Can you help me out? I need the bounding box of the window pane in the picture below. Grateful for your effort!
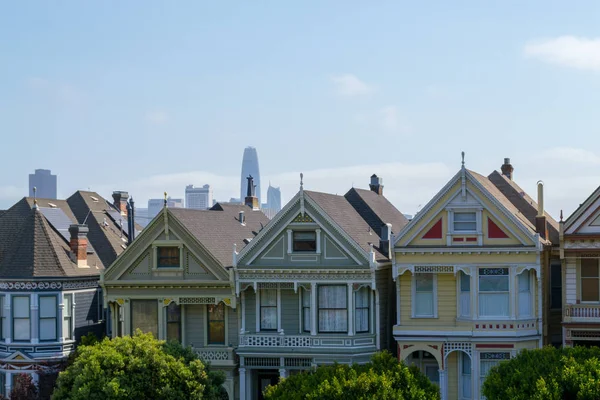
[208,303,225,322]
[260,289,277,306]
[303,308,311,331]
[167,303,181,322]
[479,293,509,317]
[460,272,470,292]
[318,286,347,308]
[355,287,369,307]
[415,292,434,316]
[40,319,57,341]
[302,289,311,307]
[462,355,471,374]
[415,274,433,291]
[519,272,530,292]
[582,278,600,302]
[454,222,476,231]
[260,307,277,330]
[582,259,599,277]
[459,292,471,317]
[40,297,57,318]
[167,323,180,342]
[63,295,72,317]
[519,291,531,317]
[455,212,476,222]
[157,247,180,268]
[13,319,30,340]
[294,232,316,240]
[131,300,158,337]
[63,318,72,340]
[479,276,509,292]
[293,231,317,252]
[318,309,347,332]
[13,297,29,318]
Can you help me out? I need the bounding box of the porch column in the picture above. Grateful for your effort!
[439,369,447,400]
[537,272,543,347]
[239,368,247,400]
[347,283,354,336]
[396,278,401,325]
[310,282,317,336]
[279,368,288,378]
[240,291,246,333]
[4,295,11,344]
[5,372,11,395]
[31,293,39,344]
[57,297,65,342]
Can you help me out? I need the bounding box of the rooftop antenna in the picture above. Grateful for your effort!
[32,187,38,210]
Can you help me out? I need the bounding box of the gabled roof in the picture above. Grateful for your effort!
[0,210,5,218]
[344,188,408,236]
[564,185,600,230]
[487,170,559,244]
[0,208,103,278]
[169,203,270,268]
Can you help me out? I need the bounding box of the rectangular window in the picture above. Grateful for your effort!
[581,259,599,302]
[207,303,225,345]
[318,285,347,333]
[260,289,278,331]
[518,272,532,317]
[63,294,73,340]
[157,247,180,268]
[355,287,369,333]
[415,274,435,317]
[479,268,509,317]
[550,262,562,309]
[166,303,181,342]
[479,353,510,398]
[293,231,317,252]
[131,300,158,337]
[454,212,477,231]
[459,271,471,317]
[0,296,4,340]
[461,353,472,399]
[302,288,311,332]
[39,296,57,341]
[13,296,30,341]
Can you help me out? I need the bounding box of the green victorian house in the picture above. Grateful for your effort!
[101,185,269,400]
[234,174,407,400]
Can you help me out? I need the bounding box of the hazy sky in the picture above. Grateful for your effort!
[1,1,600,219]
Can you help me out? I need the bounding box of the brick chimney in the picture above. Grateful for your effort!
[369,174,383,195]
[69,224,89,268]
[501,158,514,180]
[244,175,259,210]
[379,223,392,257]
[112,191,129,216]
[535,181,548,240]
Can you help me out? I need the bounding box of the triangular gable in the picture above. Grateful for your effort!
[487,217,509,239]
[237,190,370,267]
[565,188,600,235]
[6,351,33,362]
[104,208,228,282]
[395,168,537,247]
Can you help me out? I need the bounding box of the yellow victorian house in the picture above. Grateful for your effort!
[393,157,553,400]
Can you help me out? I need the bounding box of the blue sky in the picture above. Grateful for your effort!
[1,1,600,218]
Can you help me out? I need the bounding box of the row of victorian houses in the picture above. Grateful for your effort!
[1,157,600,399]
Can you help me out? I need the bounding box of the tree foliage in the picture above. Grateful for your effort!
[264,351,440,400]
[482,345,600,400]
[51,331,225,400]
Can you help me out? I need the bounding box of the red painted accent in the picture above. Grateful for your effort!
[488,217,510,238]
[422,219,443,239]
[503,325,506,329]
[475,324,479,328]
[510,325,513,329]
[476,344,514,349]
[453,237,464,242]
[465,237,477,242]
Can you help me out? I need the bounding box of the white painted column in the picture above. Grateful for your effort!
[470,269,477,320]
[58,297,64,342]
[510,268,517,319]
[279,368,287,378]
[31,294,39,344]
[347,284,354,336]
[6,372,12,395]
[255,288,261,333]
[239,368,247,400]
[277,288,282,332]
[315,229,321,254]
[240,291,246,334]
[287,230,293,254]
[439,369,447,400]
[123,301,130,336]
[32,372,39,386]
[310,282,317,336]
[472,350,479,400]
[4,296,11,344]
[396,278,401,325]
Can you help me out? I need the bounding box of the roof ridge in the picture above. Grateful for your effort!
[34,210,68,276]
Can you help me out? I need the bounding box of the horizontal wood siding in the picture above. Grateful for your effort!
[400,273,457,326]
[447,351,458,400]
[74,289,104,341]
[186,305,204,348]
[566,259,577,304]
[227,305,238,346]
[281,289,299,334]
[245,290,256,333]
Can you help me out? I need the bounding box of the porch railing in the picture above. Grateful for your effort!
[194,347,236,366]
[565,304,600,322]
[239,333,376,349]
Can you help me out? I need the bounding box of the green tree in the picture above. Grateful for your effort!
[264,351,440,400]
[51,331,224,400]
[482,345,600,400]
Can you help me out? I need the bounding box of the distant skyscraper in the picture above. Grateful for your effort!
[267,184,282,212]
[148,197,184,219]
[28,169,57,199]
[185,184,213,210]
[240,147,261,207]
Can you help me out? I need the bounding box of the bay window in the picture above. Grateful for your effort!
[166,302,181,342]
[581,259,599,302]
[302,288,311,332]
[131,300,158,337]
[63,294,73,340]
[459,271,471,317]
[414,274,435,317]
[207,303,225,345]
[518,271,532,317]
[260,289,277,331]
[12,296,30,341]
[478,268,509,318]
[355,287,369,333]
[318,285,347,333]
[39,295,57,341]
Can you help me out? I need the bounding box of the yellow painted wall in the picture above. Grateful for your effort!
[396,252,538,265]
[447,352,458,400]
[399,273,458,328]
[514,340,539,351]
[482,211,522,246]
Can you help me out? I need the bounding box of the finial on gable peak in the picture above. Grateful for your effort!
[300,173,304,190]
[164,192,168,207]
[560,209,563,222]
[32,186,38,210]
[461,151,465,168]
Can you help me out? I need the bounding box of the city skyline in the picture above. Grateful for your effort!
[240,147,261,207]
[185,184,213,210]
[28,169,57,199]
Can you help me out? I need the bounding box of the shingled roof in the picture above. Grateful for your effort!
[169,203,270,268]
[344,188,408,237]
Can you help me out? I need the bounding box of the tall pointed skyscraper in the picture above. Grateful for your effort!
[240,146,261,206]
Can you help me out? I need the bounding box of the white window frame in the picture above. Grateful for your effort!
[12,295,31,342]
[317,285,348,333]
[63,293,74,341]
[477,268,510,319]
[39,295,58,342]
[579,258,600,303]
[412,273,438,318]
[460,352,472,400]
[354,287,370,333]
[256,288,280,332]
[457,271,471,319]
[151,241,184,270]
[301,288,311,333]
[205,303,228,346]
[446,208,483,246]
[517,271,532,318]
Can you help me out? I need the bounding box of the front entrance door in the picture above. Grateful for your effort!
[257,371,279,400]
[406,350,439,385]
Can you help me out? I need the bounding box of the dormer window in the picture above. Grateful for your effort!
[453,212,476,231]
[157,247,180,268]
[293,231,317,252]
